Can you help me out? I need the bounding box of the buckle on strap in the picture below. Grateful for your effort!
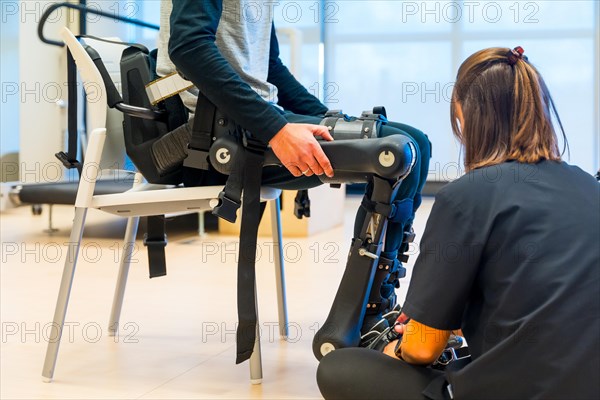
[55,151,81,170]
[183,147,210,171]
[244,135,268,154]
[212,191,241,223]
[143,234,167,248]
[294,190,310,219]
[143,225,167,279]
[403,229,416,243]
[435,346,471,367]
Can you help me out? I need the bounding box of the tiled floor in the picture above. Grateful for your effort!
[0,196,434,399]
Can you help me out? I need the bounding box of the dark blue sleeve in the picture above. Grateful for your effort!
[267,24,328,117]
[168,0,288,143]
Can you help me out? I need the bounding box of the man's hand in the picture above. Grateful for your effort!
[269,123,334,177]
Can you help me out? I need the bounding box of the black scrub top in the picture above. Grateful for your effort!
[403,161,600,400]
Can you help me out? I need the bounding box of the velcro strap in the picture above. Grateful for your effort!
[360,197,394,218]
[145,72,194,105]
[144,215,167,278]
[388,198,413,224]
[235,143,266,364]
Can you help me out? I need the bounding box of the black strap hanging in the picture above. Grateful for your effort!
[234,138,267,364]
[55,48,82,176]
[183,91,216,171]
[144,215,168,278]
[212,135,244,222]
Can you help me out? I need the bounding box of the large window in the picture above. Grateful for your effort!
[325,0,599,178]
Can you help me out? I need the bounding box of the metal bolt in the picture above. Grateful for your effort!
[364,127,370,133]
[385,265,390,270]
[359,248,378,259]
[218,118,226,126]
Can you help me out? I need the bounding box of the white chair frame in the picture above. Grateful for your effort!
[42,27,288,385]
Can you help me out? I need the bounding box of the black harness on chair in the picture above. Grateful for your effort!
[65,38,276,363]
[58,37,174,281]
[183,92,268,363]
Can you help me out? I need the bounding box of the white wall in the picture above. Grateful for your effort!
[4,1,148,183]
[17,0,69,183]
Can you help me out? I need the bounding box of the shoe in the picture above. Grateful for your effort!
[359,324,401,351]
[360,291,398,334]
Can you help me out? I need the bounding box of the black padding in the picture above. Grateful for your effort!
[17,175,135,205]
[120,46,186,184]
[151,121,192,175]
[263,135,415,183]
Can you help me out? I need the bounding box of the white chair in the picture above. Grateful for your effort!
[42,27,288,385]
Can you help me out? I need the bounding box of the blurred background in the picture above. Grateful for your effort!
[1,0,598,184]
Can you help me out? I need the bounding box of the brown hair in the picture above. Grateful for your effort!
[451,47,567,171]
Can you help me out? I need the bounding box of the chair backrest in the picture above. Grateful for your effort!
[61,27,107,133]
[60,27,126,171]
[60,27,187,183]
[81,36,127,171]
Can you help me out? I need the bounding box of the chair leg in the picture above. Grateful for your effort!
[269,197,288,338]
[249,282,263,385]
[108,216,140,336]
[42,207,88,382]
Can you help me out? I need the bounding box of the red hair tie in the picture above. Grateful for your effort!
[507,46,525,65]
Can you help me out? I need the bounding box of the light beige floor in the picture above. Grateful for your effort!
[0,196,434,399]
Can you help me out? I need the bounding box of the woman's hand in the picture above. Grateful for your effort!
[393,312,410,335]
[383,340,401,359]
[269,123,334,177]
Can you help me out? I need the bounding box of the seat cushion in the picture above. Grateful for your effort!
[17,174,136,206]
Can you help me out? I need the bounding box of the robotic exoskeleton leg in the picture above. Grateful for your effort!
[152,106,419,361]
[312,175,405,358]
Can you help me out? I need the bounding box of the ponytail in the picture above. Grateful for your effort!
[451,47,567,171]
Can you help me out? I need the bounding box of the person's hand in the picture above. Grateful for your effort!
[269,123,334,177]
[393,312,410,335]
[383,340,400,359]
[384,314,410,359]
